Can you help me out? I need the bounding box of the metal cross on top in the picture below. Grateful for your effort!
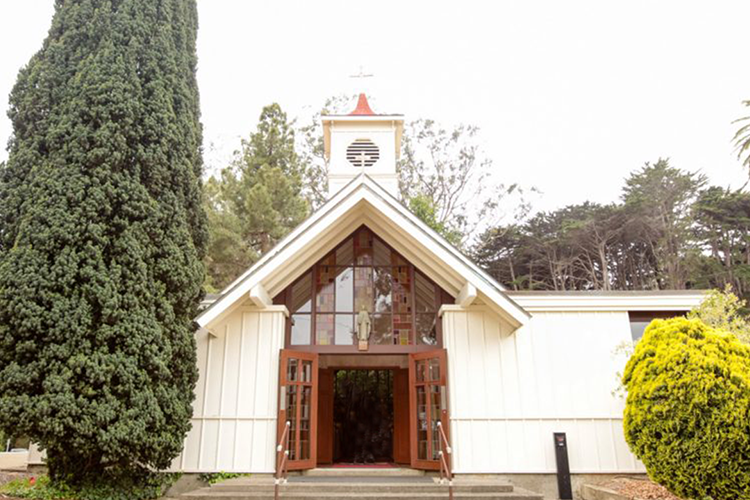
[349,65,373,80]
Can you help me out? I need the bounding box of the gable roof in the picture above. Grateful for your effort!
[196,174,530,330]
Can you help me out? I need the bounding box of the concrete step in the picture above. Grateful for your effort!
[176,474,543,500]
[181,493,541,500]
[207,482,515,494]
[179,481,543,500]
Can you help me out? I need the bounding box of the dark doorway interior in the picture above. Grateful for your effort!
[333,369,394,463]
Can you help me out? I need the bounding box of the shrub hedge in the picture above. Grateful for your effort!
[622,317,750,499]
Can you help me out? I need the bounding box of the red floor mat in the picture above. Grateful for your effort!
[330,462,397,468]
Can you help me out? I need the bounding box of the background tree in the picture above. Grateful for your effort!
[296,97,533,247]
[398,119,529,246]
[473,158,724,294]
[621,158,706,289]
[296,94,356,208]
[472,225,527,290]
[691,187,750,297]
[205,95,529,290]
[688,284,750,343]
[406,193,463,246]
[0,0,205,494]
[203,176,257,292]
[474,203,633,291]
[204,103,309,290]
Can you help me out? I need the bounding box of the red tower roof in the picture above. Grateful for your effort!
[349,93,375,116]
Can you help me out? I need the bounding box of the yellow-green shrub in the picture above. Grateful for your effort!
[622,317,750,500]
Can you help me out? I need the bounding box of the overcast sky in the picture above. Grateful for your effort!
[1,1,748,212]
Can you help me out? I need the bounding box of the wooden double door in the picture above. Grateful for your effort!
[277,349,449,471]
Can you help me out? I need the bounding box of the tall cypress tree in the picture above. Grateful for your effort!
[0,0,206,489]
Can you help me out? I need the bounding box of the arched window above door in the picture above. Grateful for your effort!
[276,226,452,352]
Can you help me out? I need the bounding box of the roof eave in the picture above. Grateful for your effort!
[196,174,530,330]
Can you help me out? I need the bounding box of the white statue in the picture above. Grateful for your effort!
[356,306,371,343]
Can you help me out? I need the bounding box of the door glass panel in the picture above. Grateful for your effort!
[417,386,428,460]
[430,385,441,460]
[335,314,354,345]
[372,313,393,344]
[428,358,441,381]
[299,386,312,460]
[316,314,334,345]
[416,360,426,382]
[301,360,312,383]
[335,267,354,311]
[287,359,298,382]
[286,385,297,460]
[291,314,311,345]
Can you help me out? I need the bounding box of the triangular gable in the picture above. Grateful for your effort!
[196,174,530,330]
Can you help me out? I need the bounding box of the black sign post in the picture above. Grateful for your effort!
[553,432,573,499]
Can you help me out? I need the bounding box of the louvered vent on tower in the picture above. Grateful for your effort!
[346,139,380,168]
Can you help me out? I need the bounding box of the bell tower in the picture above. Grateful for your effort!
[322,94,404,198]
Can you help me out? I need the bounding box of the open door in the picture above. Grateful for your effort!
[409,349,449,470]
[316,368,334,465]
[278,350,319,470]
[393,368,410,464]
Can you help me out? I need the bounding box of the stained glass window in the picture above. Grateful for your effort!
[283,227,449,348]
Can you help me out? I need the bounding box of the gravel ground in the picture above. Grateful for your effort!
[600,477,682,500]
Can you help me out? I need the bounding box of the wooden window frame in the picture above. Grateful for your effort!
[280,225,451,353]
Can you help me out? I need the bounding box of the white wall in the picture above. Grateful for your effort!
[442,307,641,474]
[172,306,286,473]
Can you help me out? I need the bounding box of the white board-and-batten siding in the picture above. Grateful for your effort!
[172,306,286,473]
[442,307,642,474]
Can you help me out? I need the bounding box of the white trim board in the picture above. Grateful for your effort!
[506,292,706,312]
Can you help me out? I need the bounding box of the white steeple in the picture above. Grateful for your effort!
[321,94,404,198]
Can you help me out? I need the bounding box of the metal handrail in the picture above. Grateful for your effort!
[274,421,291,500]
[436,421,453,500]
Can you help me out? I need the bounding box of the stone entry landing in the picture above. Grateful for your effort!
[176,469,545,500]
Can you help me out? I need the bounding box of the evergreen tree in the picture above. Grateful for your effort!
[0,0,206,492]
[692,187,750,298]
[204,104,309,290]
[622,158,706,289]
[407,194,463,247]
[203,175,257,292]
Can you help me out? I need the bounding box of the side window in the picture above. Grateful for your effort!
[628,311,685,341]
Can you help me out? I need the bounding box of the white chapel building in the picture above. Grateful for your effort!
[34,95,704,490]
